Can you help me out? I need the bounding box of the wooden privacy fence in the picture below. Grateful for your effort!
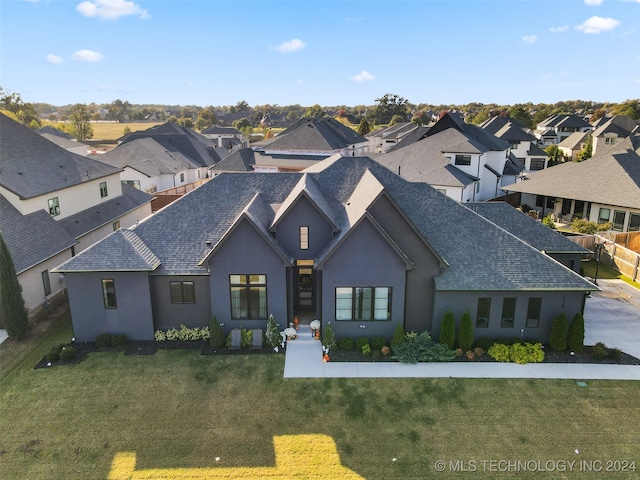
[568,234,640,280]
[151,179,209,212]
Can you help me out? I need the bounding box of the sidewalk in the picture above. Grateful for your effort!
[284,327,640,380]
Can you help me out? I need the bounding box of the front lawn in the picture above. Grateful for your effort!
[1,313,639,479]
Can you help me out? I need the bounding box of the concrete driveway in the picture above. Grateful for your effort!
[584,279,640,359]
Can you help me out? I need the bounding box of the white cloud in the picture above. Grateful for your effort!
[46,54,63,64]
[350,70,375,83]
[522,35,537,44]
[270,38,306,53]
[550,25,569,33]
[585,0,603,6]
[576,16,620,34]
[71,50,105,62]
[76,0,150,20]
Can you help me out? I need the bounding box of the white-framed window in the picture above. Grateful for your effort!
[529,158,545,171]
[598,208,611,225]
[100,181,108,198]
[455,154,472,166]
[113,220,120,231]
[605,137,615,145]
[48,197,60,216]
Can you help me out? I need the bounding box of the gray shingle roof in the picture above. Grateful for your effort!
[592,115,639,138]
[57,156,594,292]
[557,131,589,149]
[503,138,640,209]
[0,113,122,199]
[428,113,511,152]
[201,125,243,135]
[0,194,77,274]
[479,116,529,134]
[58,184,153,239]
[260,118,367,151]
[39,133,86,151]
[210,148,255,172]
[36,125,74,139]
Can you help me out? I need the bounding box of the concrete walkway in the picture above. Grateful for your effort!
[0,329,7,345]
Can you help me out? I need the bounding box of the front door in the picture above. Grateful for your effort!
[295,261,315,313]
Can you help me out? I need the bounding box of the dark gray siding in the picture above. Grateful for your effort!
[320,218,407,340]
[274,196,334,259]
[66,271,154,341]
[432,290,588,343]
[208,219,289,333]
[150,275,212,330]
[549,253,582,273]
[369,194,441,332]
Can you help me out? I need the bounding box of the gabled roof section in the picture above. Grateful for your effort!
[558,131,589,149]
[427,112,511,152]
[0,194,77,274]
[54,228,160,272]
[201,125,243,135]
[271,173,338,231]
[504,154,525,176]
[386,126,430,152]
[36,125,74,139]
[503,137,640,209]
[0,113,122,199]
[40,133,86,151]
[259,118,367,152]
[479,115,529,134]
[345,169,385,225]
[210,148,255,172]
[494,124,537,143]
[592,115,639,138]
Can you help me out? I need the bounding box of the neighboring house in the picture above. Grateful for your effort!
[466,202,590,273]
[534,114,592,145]
[252,118,369,171]
[200,125,248,150]
[502,137,640,232]
[54,155,594,345]
[591,115,639,155]
[0,113,153,319]
[375,113,515,202]
[366,122,420,153]
[37,126,88,156]
[557,131,590,161]
[209,148,255,175]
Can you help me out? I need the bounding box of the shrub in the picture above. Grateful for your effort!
[361,344,371,356]
[95,333,112,349]
[439,310,455,349]
[322,322,337,351]
[466,350,475,360]
[154,330,166,341]
[46,345,63,362]
[390,324,406,347]
[355,337,370,351]
[473,347,484,357]
[370,336,386,351]
[475,337,493,351]
[338,337,354,350]
[371,349,381,361]
[210,315,225,348]
[511,342,545,364]
[392,331,456,364]
[457,311,473,351]
[264,314,280,349]
[112,334,127,349]
[380,346,391,357]
[59,346,77,361]
[488,343,511,362]
[549,313,568,351]
[609,347,622,361]
[592,342,608,360]
[567,312,585,353]
[542,214,556,229]
[241,328,252,348]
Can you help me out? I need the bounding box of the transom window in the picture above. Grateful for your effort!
[100,181,108,198]
[526,298,541,328]
[170,281,196,304]
[300,226,309,250]
[501,298,516,328]
[230,275,267,320]
[335,287,391,321]
[101,279,117,309]
[455,154,472,166]
[48,197,60,216]
[476,298,491,328]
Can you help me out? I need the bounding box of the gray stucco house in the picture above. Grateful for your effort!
[54,155,595,344]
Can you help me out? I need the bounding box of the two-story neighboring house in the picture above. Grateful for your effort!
[502,137,640,232]
[99,122,230,192]
[200,125,248,151]
[0,113,153,320]
[591,115,639,155]
[252,118,369,172]
[534,114,593,145]
[365,122,421,153]
[54,155,594,345]
[557,131,590,161]
[375,113,515,202]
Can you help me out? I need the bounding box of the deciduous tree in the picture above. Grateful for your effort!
[68,103,93,140]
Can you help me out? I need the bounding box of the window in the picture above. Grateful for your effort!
[612,211,626,232]
[112,220,120,231]
[299,226,309,250]
[102,279,117,309]
[574,200,585,219]
[455,154,471,166]
[42,270,51,296]
[100,181,108,198]
[526,298,541,327]
[530,158,545,171]
[598,208,611,224]
[335,287,391,321]
[437,189,446,195]
[501,298,516,328]
[476,298,491,328]
[180,172,185,182]
[605,137,615,145]
[230,275,267,320]
[629,213,640,232]
[170,281,196,304]
[123,180,141,190]
[48,197,60,216]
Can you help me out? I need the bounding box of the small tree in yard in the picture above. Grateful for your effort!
[457,311,473,351]
[265,314,281,349]
[567,312,585,353]
[390,323,406,347]
[549,312,568,351]
[542,214,556,229]
[209,315,225,348]
[439,311,456,349]
[0,232,29,339]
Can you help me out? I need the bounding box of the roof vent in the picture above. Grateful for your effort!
[206,241,212,246]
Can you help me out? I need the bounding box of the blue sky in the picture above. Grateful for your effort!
[1,0,639,107]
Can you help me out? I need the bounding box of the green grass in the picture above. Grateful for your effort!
[1,312,640,479]
[582,260,640,289]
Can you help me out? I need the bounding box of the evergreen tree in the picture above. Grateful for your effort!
[567,312,585,353]
[439,310,456,349]
[209,314,224,348]
[356,118,371,135]
[549,312,568,351]
[0,232,29,339]
[457,311,473,351]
